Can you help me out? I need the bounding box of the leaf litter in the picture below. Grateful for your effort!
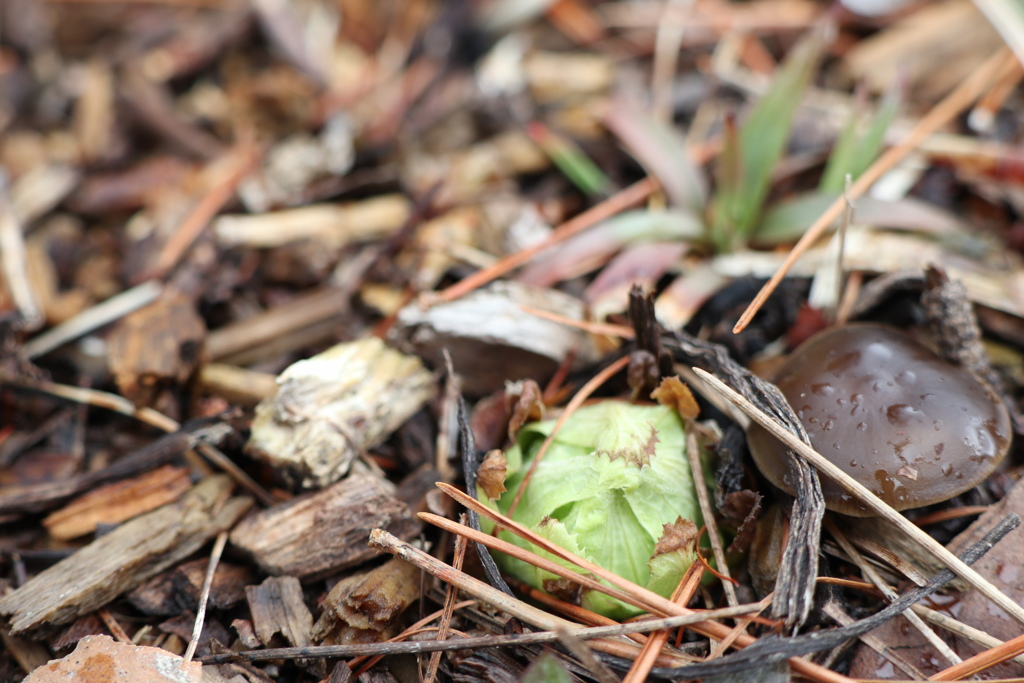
[4,1,1024,682]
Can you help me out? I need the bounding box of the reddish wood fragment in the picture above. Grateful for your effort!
[50,614,104,652]
[125,568,179,617]
[0,451,79,487]
[67,157,193,215]
[43,465,191,540]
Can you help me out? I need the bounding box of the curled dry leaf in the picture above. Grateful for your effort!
[477,449,508,500]
[505,378,545,439]
[650,376,700,420]
[722,490,763,554]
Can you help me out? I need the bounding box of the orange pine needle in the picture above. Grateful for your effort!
[145,143,259,281]
[930,631,1024,680]
[429,178,659,306]
[623,561,705,683]
[421,511,660,614]
[519,304,636,339]
[912,506,991,526]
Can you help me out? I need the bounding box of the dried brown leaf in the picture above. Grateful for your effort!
[650,376,700,419]
[653,517,699,558]
[505,378,545,439]
[477,449,508,501]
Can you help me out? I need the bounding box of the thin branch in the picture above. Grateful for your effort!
[348,601,477,675]
[200,595,774,664]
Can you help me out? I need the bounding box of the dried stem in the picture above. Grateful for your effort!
[912,605,1024,668]
[423,520,467,683]
[202,573,777,666]
[23,281,163,359]
[687,428,738,607]
[184,531,228,663]
[825,518,960,665]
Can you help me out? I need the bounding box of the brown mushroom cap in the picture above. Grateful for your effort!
[747,323,1012,516]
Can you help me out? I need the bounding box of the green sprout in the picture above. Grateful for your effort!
[479,401,704,619]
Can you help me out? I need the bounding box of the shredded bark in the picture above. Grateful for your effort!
[458,395,515,597]
[662,330,825,631]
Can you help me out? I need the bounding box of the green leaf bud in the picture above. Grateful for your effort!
[480,401,703,619]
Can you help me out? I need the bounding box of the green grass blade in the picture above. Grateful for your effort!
[710,28,826,250]
[819,85,900,193]
[528,121,613,198]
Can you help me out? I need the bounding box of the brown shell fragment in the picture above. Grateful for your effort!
[747,324,1012,516]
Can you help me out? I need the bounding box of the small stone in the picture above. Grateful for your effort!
[25,634,201,683]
